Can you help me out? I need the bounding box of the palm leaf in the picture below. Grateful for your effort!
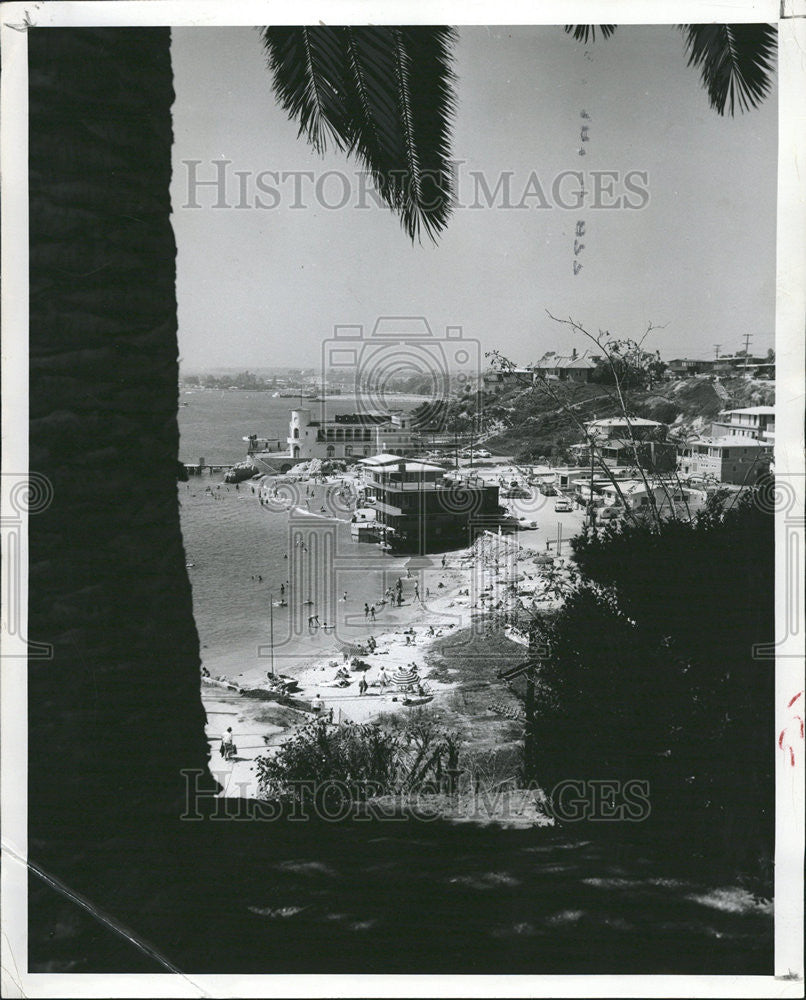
[261,26,457,242]
[564,25,617,44]
[679,23,777,116]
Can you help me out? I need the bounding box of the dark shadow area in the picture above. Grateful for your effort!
[30,805,772,975]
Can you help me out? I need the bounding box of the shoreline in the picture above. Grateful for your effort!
[189,459,586,798]
[201,528,576,797]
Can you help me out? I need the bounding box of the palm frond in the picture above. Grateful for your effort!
[679,23,777,116]
[262,27,351,154]
[564,25,617,44]
[261,26,457,242]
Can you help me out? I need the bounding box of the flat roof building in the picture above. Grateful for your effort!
[678,435,772,485]
[359,455,500,553]
[287,408,416,461]
[711,406,775,445]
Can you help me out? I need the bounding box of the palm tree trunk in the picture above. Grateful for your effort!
[28,27,213,844]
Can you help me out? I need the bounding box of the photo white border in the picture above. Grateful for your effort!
[1,1,803,997]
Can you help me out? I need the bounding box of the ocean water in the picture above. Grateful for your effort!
[176,390,427,680]
[176,388,424,465]
[177,389,306,465]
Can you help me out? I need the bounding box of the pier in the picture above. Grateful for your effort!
[183,461,233,477]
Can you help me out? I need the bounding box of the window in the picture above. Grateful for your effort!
[345,446,353,457]
[293,428,299,439]
[326,445,335,458]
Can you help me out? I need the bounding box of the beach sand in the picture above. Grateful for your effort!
[198,464,584,797]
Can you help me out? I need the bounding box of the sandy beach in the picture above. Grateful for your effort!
[199,463,585,798]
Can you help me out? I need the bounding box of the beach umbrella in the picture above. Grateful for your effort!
[405,555,433,570]
[391,667,419,688]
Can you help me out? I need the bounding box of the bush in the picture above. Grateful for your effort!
[255,719,401,803]
[530,484,774,872]
[255,713,463,805]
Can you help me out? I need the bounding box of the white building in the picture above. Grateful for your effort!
[711,406,775,445]
[677,435,772,485]
[287,408,416,461]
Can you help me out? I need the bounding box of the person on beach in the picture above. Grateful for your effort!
[414,582,420,601]
[426,587,430,599]
[280,583,285,596]
[343,591,348,602]
[370,605,376,622]
[397,592,403,607]
[221,728,235,760]
[358,676,368,696]
[364,603,370,620]
[311,693,323,713]
[378,668,389,694]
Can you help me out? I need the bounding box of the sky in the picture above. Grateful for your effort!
[170,25,777,370]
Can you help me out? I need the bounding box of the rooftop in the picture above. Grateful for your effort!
[586,417,664,428]
[693,435,771,449]
[359,453,406,466]
[717,406,775,416]
[360,454,445,472]
[534,350,600,370]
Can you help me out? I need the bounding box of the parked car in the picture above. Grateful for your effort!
[554,498,573,512]
[476,448,491,458]
[516,517,538,530]
[539,484,558,496]
[597,506,624,522]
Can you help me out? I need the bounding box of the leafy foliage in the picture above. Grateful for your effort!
[588,341,666,390]
[255,713,462,804]
[531,485,774,866]
[566,22,776,116]
[680,23,777,116]
[564,25,617,43]
[262,26,457,241]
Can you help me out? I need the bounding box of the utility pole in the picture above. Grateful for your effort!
[742,333,752,372]
[268,591,275,678]
[588,440,596,530]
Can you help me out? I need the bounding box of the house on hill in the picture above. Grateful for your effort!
[571,417,677,473]
[533,348,601,382]
[711,405,775,445]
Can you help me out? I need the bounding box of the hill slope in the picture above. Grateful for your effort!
[483,375,774,461]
